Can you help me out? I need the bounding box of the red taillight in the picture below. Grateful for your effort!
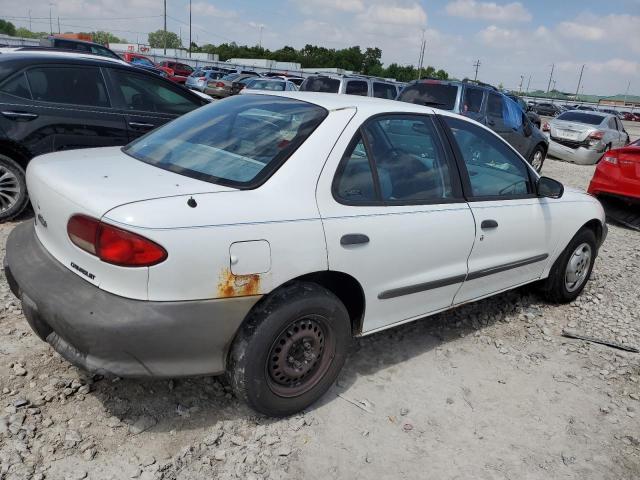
[67,215,167,267]
[215,82,225,88]
[197,76,206,79]
[589,130,604,140]
[542,122,550,132]
[602,151,618,165]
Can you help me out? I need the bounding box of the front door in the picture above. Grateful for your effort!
[316,113,475,333]
[441,116,554,304]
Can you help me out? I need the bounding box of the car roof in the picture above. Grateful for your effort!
[0,49,128,67]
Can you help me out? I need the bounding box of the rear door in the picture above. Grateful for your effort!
[316,113,475,332]
[441,116,554,304]
[104,67,204,140]
[485,92,509,139]
[0,65,128,156]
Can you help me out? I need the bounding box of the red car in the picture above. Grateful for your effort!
[157,61,193,84]
[120,53,183,83]
[588,138,640,202]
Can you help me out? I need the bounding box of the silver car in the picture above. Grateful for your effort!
[185,70,226,92]
[545,111,630,165]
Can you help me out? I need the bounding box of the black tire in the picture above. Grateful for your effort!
[0,154,28,222]
[228,282,351,417]
[529,145,546,172]
[540,228,597,303]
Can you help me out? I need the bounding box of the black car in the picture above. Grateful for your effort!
[396,79,549,172]
[0,52,208,221]
[506,94,541,128]
[530,102,561,116]
[39,36,121,60]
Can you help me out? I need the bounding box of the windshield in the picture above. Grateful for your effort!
[556,112,605,125]
[396,82,458,110]
[300,77,340,93]
[246,79,286,91]
[123,95,328,188]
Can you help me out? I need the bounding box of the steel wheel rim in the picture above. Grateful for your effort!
[0,166,20,213]
[565,242,592,292]
[532,150,543,171]
[266,314,335,398]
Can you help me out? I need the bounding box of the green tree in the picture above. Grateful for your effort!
[91,31,126,45]
[148,30,181,49]
[15,27,45,39]
[0,19,16,36]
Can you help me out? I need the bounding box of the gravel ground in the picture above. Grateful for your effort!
[0,158,639,480]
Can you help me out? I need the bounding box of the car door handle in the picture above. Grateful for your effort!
[128,121,155,129]
[481,220,499,229]
[1,111,38,120]
[340,234,370,246]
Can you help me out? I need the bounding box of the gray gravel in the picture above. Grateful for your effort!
[0,157,638,479]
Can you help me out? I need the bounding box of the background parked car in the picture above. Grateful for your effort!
[588,138,640,204]
[38,36,121,60]
[0,51,208,220]
[530,102,561,116]
[185,69,227,92]
[299,74,398,99]
[543,111,630,165]
[204,73,257,98]
[157,61,194,84]
[396,79,548,171]
[242,78,298,91]
[507,94,541,128]
[120,52,172,79]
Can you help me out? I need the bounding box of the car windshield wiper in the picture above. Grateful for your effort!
[420,101,448,107]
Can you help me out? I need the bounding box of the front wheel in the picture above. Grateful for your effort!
[228,282,351,417]
[540,228,597,303]
[529,146,546,172]
[0,154,28,222]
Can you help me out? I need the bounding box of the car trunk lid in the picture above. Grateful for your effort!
[550,120,596,143]
[617,146,640,180]
[26,146,233,299]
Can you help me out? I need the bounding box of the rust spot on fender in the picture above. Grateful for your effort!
[217,268,261,297]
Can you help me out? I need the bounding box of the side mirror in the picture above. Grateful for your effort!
[537,176,564,199]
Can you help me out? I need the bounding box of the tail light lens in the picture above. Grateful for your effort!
[215,82,225,88]
[542,122,550,132]
[589,131,604,140]
[602,151,618,165]
[68,215,167,267]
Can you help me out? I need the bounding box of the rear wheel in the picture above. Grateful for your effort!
[540,228,597,303]
[0,154,28,222]
[228,282,351,417]
[529,145,546,172]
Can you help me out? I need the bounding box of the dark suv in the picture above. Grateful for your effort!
[530,102,561,117]
[0,52,208,221]
[396,79,548,172]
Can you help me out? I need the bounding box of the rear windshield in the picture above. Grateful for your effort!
[300,77,340,93]
[246,79,286,91]
[396,82,458,110]
[123,95,328,188]
[556,112,605,125]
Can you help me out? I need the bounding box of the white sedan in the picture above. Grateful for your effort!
[5,92,607,416]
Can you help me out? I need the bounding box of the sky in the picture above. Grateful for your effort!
[1,0,639,96]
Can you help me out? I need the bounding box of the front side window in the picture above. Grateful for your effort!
[462,87,483,114]
[334,115,455,204]
[26,66,109,107]
[124,95,327,188]
[345,80,368,96]
[0,72,31,99]
[444,116,533,198]
[110,69,199,115]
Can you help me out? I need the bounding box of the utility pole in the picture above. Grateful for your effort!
[526,75,532,93]
[546,63,554,93]
[417,38,426,79]
[28,9,31,31]
[163,0,167,55]
[49,4,52,35]
[574,64,585,101]
[259,25,264,49]
[623,80,631,105]
[473,59,481,81]
[518,75,524,94]
[57,16,60,34]
[189,0,192,57]
[552,80,557,99]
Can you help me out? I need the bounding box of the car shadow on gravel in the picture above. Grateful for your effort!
[86,288,542,426]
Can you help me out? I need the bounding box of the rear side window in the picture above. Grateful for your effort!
[334,115,455,204]
[462,87,483,114]
[373,82,397,100]
[26,67,109,107]
[300,77,340,93]
[0,72,31,99]
[503,97,523,130]
[396,82,458,110]
[345,80,368,96]
[124,95,327,188]
[487,92,503,118]
[109,69,200,115]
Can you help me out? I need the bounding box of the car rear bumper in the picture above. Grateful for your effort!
[548,140,603,165]
[4,222,260,378]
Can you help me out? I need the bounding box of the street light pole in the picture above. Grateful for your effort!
[189,0,192,57]
[546,63,554,93]
[574,64,585,101]
[163,0,167,55]
[518,75,524,94]
[473,59,481,81]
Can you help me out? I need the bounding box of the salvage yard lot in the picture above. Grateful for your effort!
[0,158,639,480]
